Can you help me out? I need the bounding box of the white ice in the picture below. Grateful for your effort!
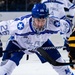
[11,53,75,75]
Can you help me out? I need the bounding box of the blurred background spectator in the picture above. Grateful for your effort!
[0,0,6,11]
[27,0,41,11]
[27,0,36,11]
[7,0,26,11]
[0,0,74,11]
[0,0,41,11]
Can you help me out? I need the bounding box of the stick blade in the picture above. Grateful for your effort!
[37,47,75,66]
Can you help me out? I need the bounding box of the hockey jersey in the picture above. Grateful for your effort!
[0,14,72,50]
[41,0,75,19]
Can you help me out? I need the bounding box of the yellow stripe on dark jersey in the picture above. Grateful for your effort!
[69,44,75,47]
[68,37,75,41]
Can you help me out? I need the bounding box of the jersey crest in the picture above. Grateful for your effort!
[17,22,24,30]
[54,20,60,27]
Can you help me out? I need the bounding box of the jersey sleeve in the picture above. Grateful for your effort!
[0,20,13,35]
[0,19,16,35]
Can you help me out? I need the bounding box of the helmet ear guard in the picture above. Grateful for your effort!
[32,3,49,18]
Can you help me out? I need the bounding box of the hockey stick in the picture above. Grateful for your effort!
[1,46,75,66]
[37,47,75,66]
[0,46,66,53]
[0,46,66,60]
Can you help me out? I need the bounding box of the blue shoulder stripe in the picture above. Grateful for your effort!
[14,14,32,21]
[21,14,32,21]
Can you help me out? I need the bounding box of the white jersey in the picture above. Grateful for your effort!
[0,14,71,50]
[56,0,73,8]
[41,0,75,18]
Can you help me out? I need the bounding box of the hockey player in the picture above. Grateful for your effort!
[0,3,74,75]
[68,30,75,69]
[68,31,75,69]
[41,0,75,68]
[41,0,74,38]
[41,0,75,24]
[0,2,72,65]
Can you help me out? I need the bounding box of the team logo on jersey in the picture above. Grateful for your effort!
[54,20,60,27]
[17,22,24,30]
